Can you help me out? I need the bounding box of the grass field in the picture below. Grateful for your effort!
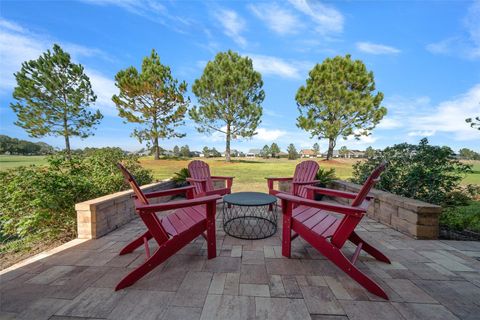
[0,155,49,170]
[140,157,355,193]
[1,155,479,190]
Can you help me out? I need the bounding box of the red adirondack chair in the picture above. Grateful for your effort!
[187,160,234,198]
[115,163,221,290]
[277,162,391,299]
[266,160,319,198]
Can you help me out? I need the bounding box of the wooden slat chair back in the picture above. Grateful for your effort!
[187,160,234,198]
[277,161,391,299]
[115,163,221,290]
[117,163,169,244]
[292,160,320,198]
[267,160,319,198]
[188,160,215,195]
[330,161,387,248]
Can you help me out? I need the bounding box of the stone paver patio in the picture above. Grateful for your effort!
[1,204,480,320]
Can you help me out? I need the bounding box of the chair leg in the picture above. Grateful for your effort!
[206,217,216,259]
[309,236,389,300]
[282,217,292,258]
[349,231,391,264]
[119,231,152,255]
[115,244,174,290]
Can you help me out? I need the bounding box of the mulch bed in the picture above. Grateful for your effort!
[439,226,480,241]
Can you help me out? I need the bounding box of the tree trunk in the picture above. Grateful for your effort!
[225,123,231,162]
[64,134,71,161]
[327,138,336,160]
[63,112,71,161]
[153,136,160,160]
[153,117,159,160]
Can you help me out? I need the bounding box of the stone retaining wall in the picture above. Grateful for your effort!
[75,180,177,239]
[331,180,442,239]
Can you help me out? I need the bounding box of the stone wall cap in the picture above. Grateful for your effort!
[75,180,173,210]
[332,180,441,212]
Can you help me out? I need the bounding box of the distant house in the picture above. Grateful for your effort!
[191,151,201,157]
[198,153,205,158]
[246,148,261,158]
[300,149,316,158]
[321,150,340,158]
[277,151,288,158]
[350,150,366,158]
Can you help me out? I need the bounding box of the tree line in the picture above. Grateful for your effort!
[11,44,477,162]
[0,135,55,155]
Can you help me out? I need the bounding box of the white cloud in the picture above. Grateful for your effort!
[356,42,401,55]
[426,0,480,59]
[287,0,344,34]
[81,0,165,16]
[80,0,197,34]
[376,117,403,129]
[248,54,300,79]
[213,9,247,48]
[409,84,480,140]
[407,130,435,137]
[249,3,302,35]
[0,18,117,115]
[254,128,287,141]
[86,69,118,116]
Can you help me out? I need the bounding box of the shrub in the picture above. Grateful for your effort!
[352,138,472,205]
[316,168,337,186]
[172,168,190,186]
[0,148,152,243]
[440,201,480,233]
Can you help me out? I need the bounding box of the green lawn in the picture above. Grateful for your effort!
[0,155,48,170]
[141,157,358,193]
[1,155,479,190]
[462,160,480,185]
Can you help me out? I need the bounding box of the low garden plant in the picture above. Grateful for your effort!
[352,138,478,236]
[0,148,152,256]
[352,138,472,206]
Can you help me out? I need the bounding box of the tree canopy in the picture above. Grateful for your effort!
[10,44,102,159]
[466,116,480,130]
[190,50,264,162]
[287,144,298,160]
[261,145,270,158]
[296,54,386,160]
[112,49,188,160]
[270,143,281,158]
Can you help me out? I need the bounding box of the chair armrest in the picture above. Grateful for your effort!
[144,186,194,199]
[136,195,222,213]
[276,193,365,217]
[305,186,373,200]
[265,177,293,181]
[211,176,234,180]
[186,178,207,182]
[292,180,320,185]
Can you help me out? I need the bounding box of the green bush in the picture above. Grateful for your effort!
[316,168,337,186]
[172,168,190,186]
[0,148,152,243]
[352,138,472,205]
[440,201,480,233]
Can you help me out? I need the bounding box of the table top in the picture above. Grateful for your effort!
[223,192,277,206]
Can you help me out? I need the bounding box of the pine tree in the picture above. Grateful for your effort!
[11,44,102,159]
[296,55,386,160]
[190,50,264,162]
[312,143,320,156]
[270,143,281,158]
[113,49,188,160]
[287,144,298,160]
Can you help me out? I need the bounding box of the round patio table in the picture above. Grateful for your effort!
[222,192,278,240]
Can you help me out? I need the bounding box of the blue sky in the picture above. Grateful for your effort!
[1,0,479,153]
